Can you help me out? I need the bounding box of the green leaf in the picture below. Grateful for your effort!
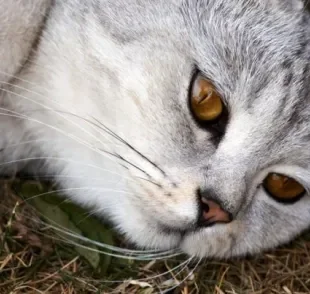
[31,196,100,269]
[16,181,114,271]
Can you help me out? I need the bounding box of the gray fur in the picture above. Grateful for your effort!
[1,0,310,258]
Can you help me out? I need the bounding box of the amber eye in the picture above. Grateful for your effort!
[263,173,305,202]
[190,77,223,121]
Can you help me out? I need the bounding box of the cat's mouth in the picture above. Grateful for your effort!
[177,220,241,258]
[159,217,235,252]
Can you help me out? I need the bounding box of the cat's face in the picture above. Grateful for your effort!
[64,0,310,257]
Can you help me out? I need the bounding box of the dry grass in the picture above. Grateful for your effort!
[2,3,310,294]
[1,178,310,294]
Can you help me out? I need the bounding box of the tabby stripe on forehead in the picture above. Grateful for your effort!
[278,59,310,118]
[277,68,294,116]
[294,13,309,58]
[283,72,293,87]
[287,64,310,126]
[252,74,271,100]
[294,40,308,58]
[281,59,293,70]
[267,63,310,148]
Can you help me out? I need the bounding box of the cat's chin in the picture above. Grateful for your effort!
[125,218,248,259]
[179,224,242,259]
[118,215,238,258]
[124,226,237,258]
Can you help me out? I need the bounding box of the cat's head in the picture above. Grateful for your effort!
[61,0,310,258]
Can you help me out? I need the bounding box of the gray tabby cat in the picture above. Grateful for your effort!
[1,0,310,259]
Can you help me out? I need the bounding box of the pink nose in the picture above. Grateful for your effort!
[200,198,232,225]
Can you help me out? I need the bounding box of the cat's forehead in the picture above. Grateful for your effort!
[183,1,310,122]
[183,2,310,167]
[87,0,310,162]
[93,0,309,88]
[183,0,309,88]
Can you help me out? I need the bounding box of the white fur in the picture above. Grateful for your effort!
[1,0,310,259]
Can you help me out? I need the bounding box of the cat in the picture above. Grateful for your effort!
[1,0,310,260]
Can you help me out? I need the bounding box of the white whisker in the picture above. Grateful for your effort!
[0,100,117,163]
[0,138,53,149]
[0,156,127,178]
[12,211,181,260]
[161,257,202,294]
[0,95,154,179]
[21,186,139,202]
[0,201,180,257]
[82,256,193,285]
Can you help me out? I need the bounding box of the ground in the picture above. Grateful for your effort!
[1,178,310,294]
